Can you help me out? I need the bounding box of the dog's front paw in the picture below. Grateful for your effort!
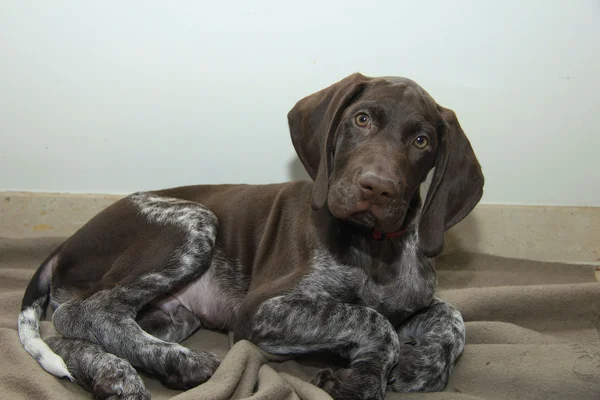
[311,362,387,400]
[160,348,221,390]
[387,339,453,393]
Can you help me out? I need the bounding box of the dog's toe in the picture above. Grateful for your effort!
[310,367,332,385]
[310,366,385,400]
[387,340,451,393]
[92,355,150,400]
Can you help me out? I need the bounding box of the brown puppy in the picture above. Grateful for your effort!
[19,73,483,400]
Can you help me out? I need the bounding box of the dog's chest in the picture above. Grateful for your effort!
[357,264,435,323]
[296,237,436,323]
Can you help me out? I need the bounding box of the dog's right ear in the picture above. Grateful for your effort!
[288,73,369,210]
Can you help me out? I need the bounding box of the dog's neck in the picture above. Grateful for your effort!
[311,193,424,271]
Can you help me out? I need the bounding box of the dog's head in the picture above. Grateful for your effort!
[288,73,484,257]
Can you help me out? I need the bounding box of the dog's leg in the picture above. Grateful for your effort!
[388,297,465,392]
[52,257,220,391]
[45,336,150,400]
[53,277,221,391]
[243,296,400,400]
[52,194,221,390]
[136,303,201,343]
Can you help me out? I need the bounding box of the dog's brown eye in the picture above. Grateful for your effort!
[413,136,429,149]
[354,113,370,128]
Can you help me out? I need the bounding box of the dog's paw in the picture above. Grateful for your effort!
[310,363,386,400]
[92,354,150,400]
[387,339,452,393]
[310,368,338,393]
[160,348,221,390]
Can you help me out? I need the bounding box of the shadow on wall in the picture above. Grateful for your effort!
[287,158,311,182]
[443,214,482,255]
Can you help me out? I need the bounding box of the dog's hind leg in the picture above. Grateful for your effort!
[388,297,465,392]
[45,336,150,400]
[52,193,221,390]
[136,302,202,343]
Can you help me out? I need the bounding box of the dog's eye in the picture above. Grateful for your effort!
[354,113,370,128]
[413,136,429,149]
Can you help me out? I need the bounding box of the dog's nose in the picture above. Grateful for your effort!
[358,173,398,203]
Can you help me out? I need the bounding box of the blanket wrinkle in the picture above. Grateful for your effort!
[0,237,598,400]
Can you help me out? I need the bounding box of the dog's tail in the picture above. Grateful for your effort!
[18,244,73,380]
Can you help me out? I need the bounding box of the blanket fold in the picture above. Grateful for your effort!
[0,237,598,400]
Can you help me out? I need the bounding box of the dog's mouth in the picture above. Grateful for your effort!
[346,209,377,227]
[333,201,406,233]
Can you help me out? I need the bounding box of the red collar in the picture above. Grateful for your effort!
[371,227,409,241]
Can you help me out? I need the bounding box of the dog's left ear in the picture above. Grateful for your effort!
[288,73,370,210]
[419,106,484,258]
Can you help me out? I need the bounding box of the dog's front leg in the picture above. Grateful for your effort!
[388,297,465,392]
[242,296,400,400]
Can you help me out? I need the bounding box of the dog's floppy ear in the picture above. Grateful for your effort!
[288,73,369,209]
[418,106,484,258]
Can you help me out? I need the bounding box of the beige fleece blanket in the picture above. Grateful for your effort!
[1,237,599,400]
